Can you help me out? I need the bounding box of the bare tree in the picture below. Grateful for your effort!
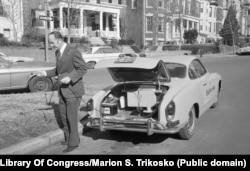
[4,0,22,41]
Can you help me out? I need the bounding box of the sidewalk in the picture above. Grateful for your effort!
[197,52,238,58]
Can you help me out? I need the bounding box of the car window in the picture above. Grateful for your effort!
[102,48,115,53]
[130,46,141,53]
[164,63,186,78]
[162,45,176,51]
[189,59,207,79]
[94,48,103,54]
[86,48,93,54]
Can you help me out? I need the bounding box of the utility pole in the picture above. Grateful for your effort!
[44,0,49,62]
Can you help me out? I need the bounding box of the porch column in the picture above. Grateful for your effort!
[59,6,63,30]
[106,14,109,31]
[100,11,103,36]
[80,9,84,36]
[116,13,120,39]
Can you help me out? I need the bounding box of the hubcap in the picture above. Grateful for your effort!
[35,81,47,91]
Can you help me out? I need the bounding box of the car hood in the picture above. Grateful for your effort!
[9,61,55,69]
[95,57,170,82]
[2,56,34,62]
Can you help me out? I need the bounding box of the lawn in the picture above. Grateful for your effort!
[0,46,93,150]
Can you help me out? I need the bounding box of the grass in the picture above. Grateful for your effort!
[0,91,59,149]
[0,46,94,150]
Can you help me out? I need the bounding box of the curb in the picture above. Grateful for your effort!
[0,124,83,154]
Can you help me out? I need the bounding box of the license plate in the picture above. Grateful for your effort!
[103,107,110,115]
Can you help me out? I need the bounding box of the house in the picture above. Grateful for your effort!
[0,0,24,41]
[1,0,126,43]
[125,0,201,47]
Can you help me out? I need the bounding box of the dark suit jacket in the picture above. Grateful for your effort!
[46,44,88,99]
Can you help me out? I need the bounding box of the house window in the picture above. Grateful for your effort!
[53,8,60,29]
[146,0,153,8]
[158,0,164,8]
[97,0,100,4]
[0,4,3,16]
[187,0,191,14]
[158,17,164,32]
[146,40,153,46]
[3,29,10,38]
[166,0,170,11]
[118,0,122,5]
[132,0,137,9]
[146,16,153,32]
[109,0,112,3]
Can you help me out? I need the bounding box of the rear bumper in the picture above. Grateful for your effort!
[86,118,181,136]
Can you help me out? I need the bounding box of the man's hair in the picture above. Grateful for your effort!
[49,31,63,40]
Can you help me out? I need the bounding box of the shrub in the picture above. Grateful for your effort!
[163,44,220,54]
[0,37,9,46]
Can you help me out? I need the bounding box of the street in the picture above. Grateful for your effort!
[36,55,250,154]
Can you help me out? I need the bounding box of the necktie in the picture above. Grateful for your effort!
[56,50,61,61]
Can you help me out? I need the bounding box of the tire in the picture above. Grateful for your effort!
[179,106,196,140]
[28,76,53,92]
[87,61,96,69]
[211,87,220,108]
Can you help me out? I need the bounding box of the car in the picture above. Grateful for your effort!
[119,45,147,57]
[84,55,222,140]
[144,45,191,57]
[81,46,122,69]
[236,46,250,55]
[0,56,57,92]
[0,52,34,63]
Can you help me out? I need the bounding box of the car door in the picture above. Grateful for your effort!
[189,59,210,111]
[0,58,11,90]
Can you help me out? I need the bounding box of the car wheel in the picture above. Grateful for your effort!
[179,106,196,140]
[211,87,220,108]
[28,76,52,92]
[87,61,96,69]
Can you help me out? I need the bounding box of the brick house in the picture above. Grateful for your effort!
[125,0,201,47]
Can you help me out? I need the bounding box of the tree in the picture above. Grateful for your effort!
[184,29,198,44]
[219,5,240,52]
[3,0,22,41]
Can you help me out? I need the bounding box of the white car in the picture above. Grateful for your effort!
[145,45,191,57]
[0,52,34,63]
[236,46,250,55]
[81,46,121,68]
[84,55,222,140]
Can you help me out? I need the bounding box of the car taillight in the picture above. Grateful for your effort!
[165,101,175,120]
[86,98,93,111]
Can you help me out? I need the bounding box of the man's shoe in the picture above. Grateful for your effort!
[63,145,78,153]
[61,141,68,145]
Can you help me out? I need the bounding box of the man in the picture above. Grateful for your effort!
[37,31,88,153]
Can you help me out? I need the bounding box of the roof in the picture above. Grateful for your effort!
[149,55,198,66]
[95,57,161,69]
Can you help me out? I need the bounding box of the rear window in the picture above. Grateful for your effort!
[164,63,186,78]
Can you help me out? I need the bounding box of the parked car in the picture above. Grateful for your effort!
[0,52,34,62]
[236,46,250,55]
[81,46,121,69]
[0,56,57,92]
[119,45,146,57]
[145,45,191,57]
[84,55,222,140]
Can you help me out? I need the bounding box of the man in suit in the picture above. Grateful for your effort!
[37,31,88,153]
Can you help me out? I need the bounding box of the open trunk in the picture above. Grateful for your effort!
[100,82,168,122]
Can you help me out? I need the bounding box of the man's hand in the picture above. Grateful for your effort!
[32,71,46,77]
[60,76,71,84]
